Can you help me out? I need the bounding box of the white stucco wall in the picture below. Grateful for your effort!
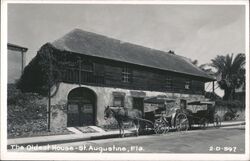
[50,82,206,129]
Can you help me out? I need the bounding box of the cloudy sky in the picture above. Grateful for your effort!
[7,3,246,95]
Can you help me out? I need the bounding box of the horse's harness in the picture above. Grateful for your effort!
[124,107,129,117]
[110,107,129,119]
[118,107,129,117]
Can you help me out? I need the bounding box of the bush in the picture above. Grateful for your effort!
[101,118,119,131]
[101,117,134,131]
[7,84,47,138]
[215,99,245,121]
[223,111,238,121]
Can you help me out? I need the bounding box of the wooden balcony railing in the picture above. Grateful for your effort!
[61,68,105,85]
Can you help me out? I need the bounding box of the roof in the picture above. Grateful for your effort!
[8,43,28,52]
[51,28,214,81]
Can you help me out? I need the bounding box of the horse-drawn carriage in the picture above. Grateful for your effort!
[143,97,190,134]
[143,98,222,134]
[187,101,221,129]
[104,97,221,137]
[104,97,189,137]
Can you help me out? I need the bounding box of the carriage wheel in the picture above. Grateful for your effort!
[154,118,170,134]
[213,115,221,128]
[199,117,208,129]
[176,113,189,132]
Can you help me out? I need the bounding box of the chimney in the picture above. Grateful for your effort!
[168,50,175,54]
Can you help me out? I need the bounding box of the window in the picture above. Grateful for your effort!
[166,76,173,90]
[122,66,131,83]
[113,96,124,107]
[113,92,125,107]
[185,80,191,90]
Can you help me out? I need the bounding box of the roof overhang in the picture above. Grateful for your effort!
[8,43,28,52]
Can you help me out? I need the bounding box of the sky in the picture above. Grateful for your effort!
[7,3,246,96]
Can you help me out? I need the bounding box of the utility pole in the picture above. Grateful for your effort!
[48,50,51,132]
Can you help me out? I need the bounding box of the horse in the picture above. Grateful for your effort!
[104,106,142,137]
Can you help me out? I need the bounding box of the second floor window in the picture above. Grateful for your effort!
[185,80,191,90]
[122,66,131,83]
[166,76,173,90]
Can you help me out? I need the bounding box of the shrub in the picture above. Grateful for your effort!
[101,117,134,131]
[215,99,245,121]
[7,84,47,138]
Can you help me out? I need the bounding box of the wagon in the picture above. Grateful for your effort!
[141,96,190,134]
[187,101,222,129]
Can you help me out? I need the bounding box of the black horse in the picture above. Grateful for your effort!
[104,106,142,137]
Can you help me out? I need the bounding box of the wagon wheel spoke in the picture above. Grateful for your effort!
[176,113,189,132]
[154,118,169,134]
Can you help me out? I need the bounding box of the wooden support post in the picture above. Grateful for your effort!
[48,51,51,132]
[48,87,51,132]
[212,81,215,94]
[79,58,81,86]
[21,51,24,73]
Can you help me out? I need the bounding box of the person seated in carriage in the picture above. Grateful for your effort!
[178,99,191,114]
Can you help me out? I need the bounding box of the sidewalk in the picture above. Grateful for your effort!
[219,120,245,126]
[7,128,134,149]
[193,120,245,128]
[7,120,245,149]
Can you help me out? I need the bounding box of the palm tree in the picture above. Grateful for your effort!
[210,53,245,100]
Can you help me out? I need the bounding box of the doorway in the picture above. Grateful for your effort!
[67,87,96,127]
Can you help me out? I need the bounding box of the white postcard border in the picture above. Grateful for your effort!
[1,0,249,160]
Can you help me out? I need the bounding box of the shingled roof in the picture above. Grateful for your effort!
[52,29,214,81]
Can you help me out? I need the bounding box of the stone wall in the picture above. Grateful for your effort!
[50,100,67,132]
[50,82,207,130]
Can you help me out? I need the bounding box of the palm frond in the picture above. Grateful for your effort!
[209,53,245,100]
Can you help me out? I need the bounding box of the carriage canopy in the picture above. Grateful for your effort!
[144,96,175,113]
[144,96,175,104]
[187,101,215,106]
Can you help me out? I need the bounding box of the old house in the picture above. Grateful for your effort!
[18,29,215,131]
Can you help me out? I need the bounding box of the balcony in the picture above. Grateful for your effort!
[61,68,105,85]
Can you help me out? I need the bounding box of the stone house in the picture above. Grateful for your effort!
[18,29,215,131]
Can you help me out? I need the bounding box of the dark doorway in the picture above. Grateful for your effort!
[133,97,144,114]
[67,87,96,127]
